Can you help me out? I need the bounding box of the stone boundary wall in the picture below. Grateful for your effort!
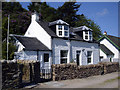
[52,62,119,81]
[17,60,40,83]
[1,60,40,89]
[1,60,21,89]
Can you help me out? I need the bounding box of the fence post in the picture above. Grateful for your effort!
[18,64,23,88]
[33,62,40,83]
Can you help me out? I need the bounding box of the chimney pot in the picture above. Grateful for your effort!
[104,31,107,35]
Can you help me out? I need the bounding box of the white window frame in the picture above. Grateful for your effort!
[87,51,93,64]
[56,25,69,37]
[60,50,68,64]
[83,31,92,41]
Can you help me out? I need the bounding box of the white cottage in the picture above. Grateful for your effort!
[11,12,100,69]
[98,32,120,62]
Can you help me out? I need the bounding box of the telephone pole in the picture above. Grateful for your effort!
[7,15,10,60]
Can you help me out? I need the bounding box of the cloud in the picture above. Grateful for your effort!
[96,8,109,16]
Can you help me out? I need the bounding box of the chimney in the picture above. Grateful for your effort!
[104,31,107,35]
[31,11,39,22]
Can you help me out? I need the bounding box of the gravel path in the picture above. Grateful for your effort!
[31,72,119,88]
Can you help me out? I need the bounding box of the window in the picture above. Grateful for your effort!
[60,50,68,64]
[58,25,62,30]
[64,25,69,37]
[64,31,68,36]
[89,31,92,41]
[87,51,92,64]
[59,31,62,36]
[44,53,49,62]
[84,31,92,41]
[64,25,68,30]
[57,25,69,37]
[85,31,89,40]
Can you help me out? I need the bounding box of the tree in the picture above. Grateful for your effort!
[56,2,81,27]
[75,14,102,40]
[28,2,57,21]
[2,2,31,60]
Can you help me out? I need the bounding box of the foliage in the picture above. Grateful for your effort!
[2,41,16,60]
[2,2,31,60]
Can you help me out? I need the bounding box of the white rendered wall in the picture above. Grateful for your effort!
[16,40,25,52]
[52,38,70,64]
[25,20,52,49]
[52,38,100,65]
[100,38,119,59]
[71,41,99,65]
[16,50,52,69]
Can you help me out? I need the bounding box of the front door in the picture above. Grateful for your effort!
[76,51,81,65]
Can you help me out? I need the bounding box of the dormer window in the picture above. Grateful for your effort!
[56,25,69,37]
[83,31,93,41]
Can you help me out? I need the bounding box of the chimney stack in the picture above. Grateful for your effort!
[31,11,39,22]
[104,31,107,35]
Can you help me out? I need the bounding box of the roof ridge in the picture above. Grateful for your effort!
[107,35,120,39]
[10,34,37,39]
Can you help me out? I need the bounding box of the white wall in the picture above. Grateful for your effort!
[71,41,99,65]
[16,50,52,69]
[25,20,52,50]
[52,38,100,65]
[52,38,70,64]
[100,38,119,59]
[16,40,25,52]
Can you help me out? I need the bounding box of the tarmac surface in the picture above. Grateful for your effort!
[25,72,119,88]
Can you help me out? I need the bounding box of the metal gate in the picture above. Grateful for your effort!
[40,68,52,82]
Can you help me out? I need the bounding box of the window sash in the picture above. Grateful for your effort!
[58,25,62,30]
[64,25,68,30]
[64,31,68,36]
[60,50,68,64]
[87,51,92,64]
[59,31,62,36]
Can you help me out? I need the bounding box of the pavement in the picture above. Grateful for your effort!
[25,72,119,88]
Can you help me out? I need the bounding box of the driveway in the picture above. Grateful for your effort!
[26,72,119,88]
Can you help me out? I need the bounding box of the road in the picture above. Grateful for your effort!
[25,72,119,88]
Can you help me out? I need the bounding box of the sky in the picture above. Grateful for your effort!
[20,2,118,37]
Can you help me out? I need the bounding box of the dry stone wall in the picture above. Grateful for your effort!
[1,60,22,89]
[1,60,40,89]
[52,62,119,81]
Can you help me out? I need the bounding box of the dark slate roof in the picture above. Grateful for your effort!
[15,36,50,51]
[37,20,98,43]
[100,44,114,55]
[37,21,57,37]
[98,35,120,50]
[107,35,120,48]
